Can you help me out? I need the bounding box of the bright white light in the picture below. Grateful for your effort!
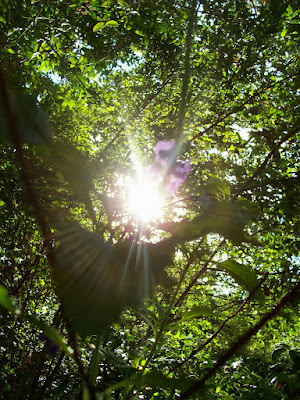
[232,124,250,140]
[128,179,163,222]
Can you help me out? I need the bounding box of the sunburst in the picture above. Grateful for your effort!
[127,176,164,223]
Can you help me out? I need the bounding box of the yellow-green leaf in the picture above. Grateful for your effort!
[281,27,288,38]
[217,260,265,303]
[105,20,119,27]
[93,21,105,31]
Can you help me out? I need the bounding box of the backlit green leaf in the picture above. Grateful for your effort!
[101,0,112,7]
[181,305,217,320]
[105,20,119,27]
[217,260,265,302]
[0,285,16,312]
[93,21,105,31]
[281,27,288,38]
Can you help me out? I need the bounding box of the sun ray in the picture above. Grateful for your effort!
[120,230,138,286]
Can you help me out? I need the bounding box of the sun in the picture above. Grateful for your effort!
[127,177,164,223]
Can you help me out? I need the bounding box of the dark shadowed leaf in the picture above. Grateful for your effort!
[165,201,251,244]
[0,92,52,144]
[217,260,265,302]
[289,349,300,369]
[39,142,93,203]
[133,371,201,392]
[53,224,174,336]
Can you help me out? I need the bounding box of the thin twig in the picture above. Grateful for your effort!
[174,240,225,308]
[65,319,98,400]
[189,73,299,143]
[172,274,268,372]
[233,127,299,199]
[98,72,175,159]
[11,1,49,43]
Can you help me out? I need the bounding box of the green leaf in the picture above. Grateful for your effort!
[286,5,293,16]
[26,315,74,358]
[169,306,218,330]
[0,92,52,144]
[53,224,174,336]
[0,285,16,313]
[89,335,101,384]
[281,27,288,38]
[217,260,265,302]
[181,305,217,320]
[117,0,129,6]
[133,371,198,391]
[135,30,145,36]
[93,21,105,31]
[105,20,119,27]
[101,0,112,7]
[0,200,5,207]
[0,16,7,24]
[101,348,132,374]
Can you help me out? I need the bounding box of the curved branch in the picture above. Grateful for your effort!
[189,73,300,144]
[180,278,300,399]
[174,240,225,308]
[173,274,268,372]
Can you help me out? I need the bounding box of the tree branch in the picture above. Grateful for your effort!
[180,278,300,399]
[189,73,300,143]
[173,274,268,372]
[0,67,53,256]
[174,240,225,308]
[233,127,299,199]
